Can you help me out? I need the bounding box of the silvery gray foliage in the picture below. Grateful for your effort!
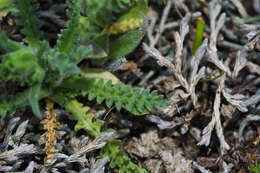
[1,117,20,151]
[238,114,260,142]
[144,0,260,156]
[90,157,109,173]
[143,13,207,115]
[193,162,212,173]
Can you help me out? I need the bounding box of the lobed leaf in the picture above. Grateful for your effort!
[59,77,169,115]
[64,99,104,138]
[57,0,81,54]
[16,0,42,47]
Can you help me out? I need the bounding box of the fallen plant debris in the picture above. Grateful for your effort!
[0,0,260,172]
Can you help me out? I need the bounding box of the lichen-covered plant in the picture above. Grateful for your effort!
[0,0,168,172]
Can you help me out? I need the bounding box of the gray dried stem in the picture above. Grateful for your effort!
[213,75,230,153]
[172,0,189,15]
[90,157,109,173]
[144,13,193,92]
[143,13,208,113]
[150,0,173,48]
[247,61,260,75]
[221,161,234,173]
[222,83,260,114]
[39,132,115,171]
[1,117,20,151]
[68,132,115,162]
[0,144,37,162]
[208,0,231,76]
[238,114,260,142]
[229,0,249,18]
[198,75,230,154]
[193,162,212,173]
[12,120,29,146]
[225,47,260,112]
[146,113,191,130]
[189,39,208,106]
[232,50,247,79]
[245,31,260,51]
[173,13,191,91]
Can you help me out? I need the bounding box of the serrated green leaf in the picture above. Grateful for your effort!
[115,101,122,111]
[106,99,113,108]
[17,0,42,47]
[125,102,133,112]
[97,96,105,104]
[59,77,168,115]
[151,90,158,96]
[65,99,104,138]
[142,88,150,96]
[137,103,144,113]
[88,92,96,101]
[72,45,93,63]
[57,0,80,54]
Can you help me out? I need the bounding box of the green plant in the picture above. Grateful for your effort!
[0,0,168,172]
[80,0,148,61]
[0,0,15,9]
[192,17,205,55]
[248,160,260,173]
[100,140,147,173]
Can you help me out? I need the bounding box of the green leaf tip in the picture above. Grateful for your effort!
[57,0,81,54]
[192,17,205,55]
